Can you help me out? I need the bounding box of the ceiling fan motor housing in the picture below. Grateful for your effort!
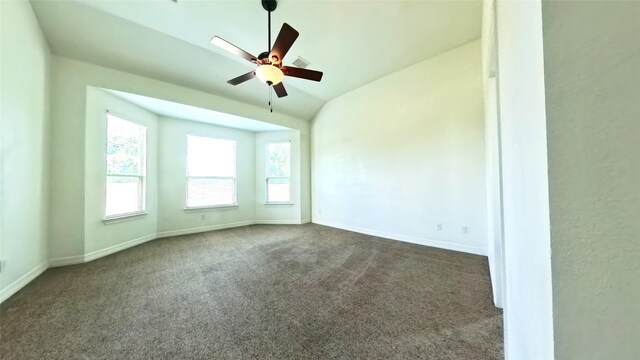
[256,51,280,66]
[258,51,270,62]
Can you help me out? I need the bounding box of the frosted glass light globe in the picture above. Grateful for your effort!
[255,65,284,86]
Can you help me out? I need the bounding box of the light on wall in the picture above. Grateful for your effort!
[255,65,284,86]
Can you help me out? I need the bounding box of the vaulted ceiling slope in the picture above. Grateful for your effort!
[30,0,481,121]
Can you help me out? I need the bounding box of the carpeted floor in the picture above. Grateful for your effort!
[0,224,503,359]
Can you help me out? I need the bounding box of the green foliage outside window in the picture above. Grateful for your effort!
[266,142,290,177]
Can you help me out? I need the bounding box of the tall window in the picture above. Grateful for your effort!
[266,142,291,203]
[105,113,147,218]
[186,135,237,208]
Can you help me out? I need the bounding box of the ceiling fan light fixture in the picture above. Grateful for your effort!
[255,65,284,86]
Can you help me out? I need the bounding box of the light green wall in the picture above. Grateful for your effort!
[79,90,305,258]
[157,117,256,234]
[49,59,88,259]
[84,88,159,254]
[299,128,312,223]
[0,0,51,299]
[49,56,311,262]
[542,1,640,358]
[255,131,304,223]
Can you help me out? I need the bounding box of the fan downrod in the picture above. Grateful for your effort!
[262,0,277,12]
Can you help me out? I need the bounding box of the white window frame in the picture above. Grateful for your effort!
[104,111,147,220]
[185,135,238,210]
[265,141,293,205]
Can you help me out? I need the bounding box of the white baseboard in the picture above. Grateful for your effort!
[48,255,85,267]
[0,261,48,303]
[156,220,255,238]
[49,234,157,267]
[312,219,487,256]
[84,234,157,262]
[254,219,306,225]
[51,220,305,268]
[301,218,311,224]
[7,220,312,302]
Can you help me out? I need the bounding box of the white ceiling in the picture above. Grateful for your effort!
[31,0,481,121]
[105,89,290,132]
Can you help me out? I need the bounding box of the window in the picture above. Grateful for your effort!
[105,113,147,218]
[266,142,291,203]
[186,135,237,208]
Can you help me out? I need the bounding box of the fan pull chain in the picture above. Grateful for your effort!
[269,87,273,113]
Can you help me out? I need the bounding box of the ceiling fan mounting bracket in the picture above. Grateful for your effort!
[262,0,277,12]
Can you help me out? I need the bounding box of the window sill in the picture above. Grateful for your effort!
[103,211,147,224]
[184,204,239,212]
[264,202,294,206]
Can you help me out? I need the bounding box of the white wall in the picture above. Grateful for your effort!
[0,0,51,301]
[157,117,256,235]
[312,40,487,255]
[48,56,311,263]
[542,1,640,358]
[481,0,505,309]
[255,131,304,224]
[493,1,555,358]
[84,88,159,255]
[484,76,504,308]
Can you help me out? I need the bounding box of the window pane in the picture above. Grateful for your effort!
[106,114,146,176]
[105,114,146,218]
[267,178,290,203]
[266,142,291,177]
[105,176,143,216]
[187,178,235,207]
[187,136,236,177]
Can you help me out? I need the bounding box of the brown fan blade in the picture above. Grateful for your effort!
[282,66,323,82]
[269,23,299,64]
[211,36,257,63]
[228,70,256,85]
[273,82,288,98]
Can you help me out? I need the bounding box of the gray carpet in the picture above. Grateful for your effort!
[0,224,503,359]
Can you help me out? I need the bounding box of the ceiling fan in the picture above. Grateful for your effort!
[210,0,323,100]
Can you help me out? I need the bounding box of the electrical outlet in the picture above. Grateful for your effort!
[462,226,469,234]
[200,214,205,221]
[0,260,6,273]
[437,223,443,231]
